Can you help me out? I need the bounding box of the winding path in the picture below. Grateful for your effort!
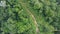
[20,1,40,34]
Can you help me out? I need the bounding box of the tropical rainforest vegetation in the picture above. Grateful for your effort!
[0,0,60,34]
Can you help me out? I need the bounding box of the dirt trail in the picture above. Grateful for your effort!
[20,2,39,34]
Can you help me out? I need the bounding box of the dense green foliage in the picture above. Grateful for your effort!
[0,0,60,34]
[0,0,35,34]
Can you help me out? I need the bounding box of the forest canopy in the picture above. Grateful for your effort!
[0,0,60,34]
